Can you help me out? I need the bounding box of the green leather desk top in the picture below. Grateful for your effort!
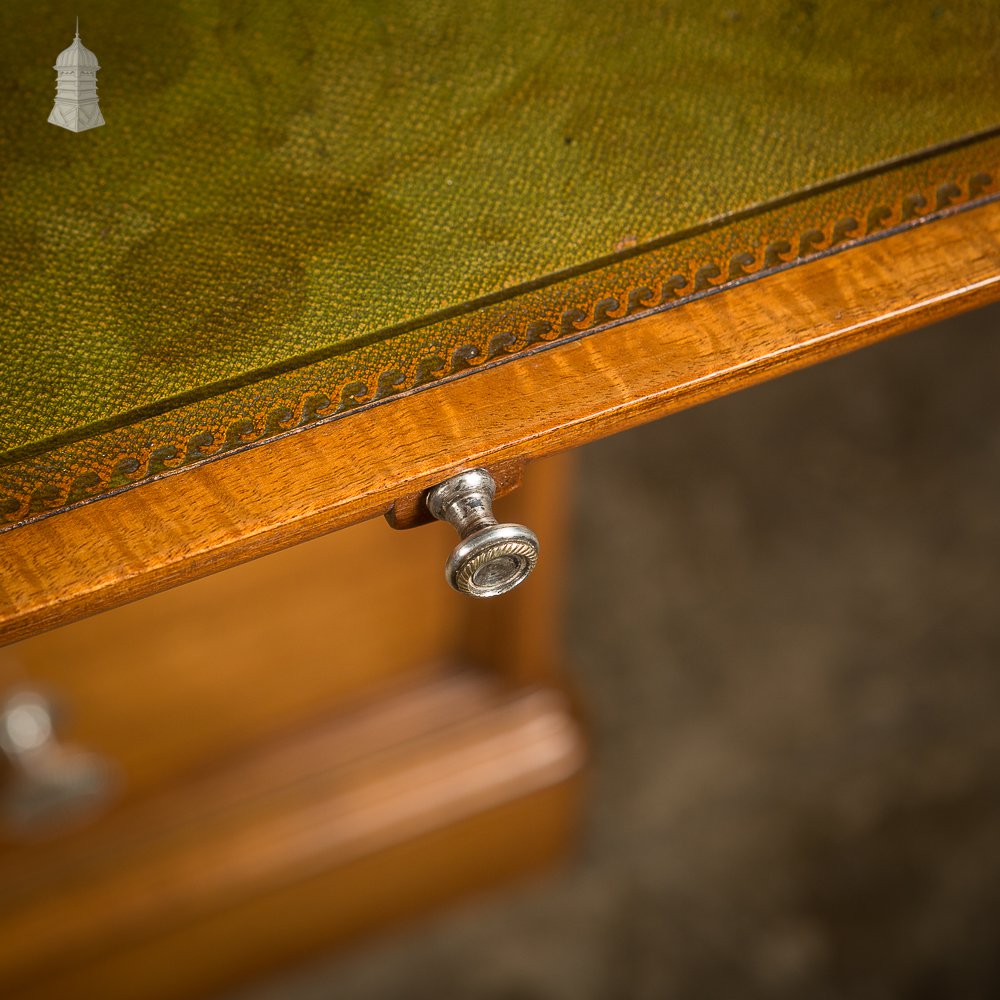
[1,0,998,530]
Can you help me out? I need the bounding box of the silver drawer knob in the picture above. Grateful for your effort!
[1,689,117,839]
[426,469,539,598]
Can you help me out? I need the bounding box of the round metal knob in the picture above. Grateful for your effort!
[1,689,117,839]
[426,469,539,598]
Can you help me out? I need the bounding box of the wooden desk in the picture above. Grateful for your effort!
[1,1,998,995]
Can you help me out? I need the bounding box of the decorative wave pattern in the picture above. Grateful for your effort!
[455,538,539,597]
[0,167,996,531]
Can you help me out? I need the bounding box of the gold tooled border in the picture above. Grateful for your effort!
[1,131,997,532]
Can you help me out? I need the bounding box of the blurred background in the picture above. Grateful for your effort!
[228,300,1000,1000]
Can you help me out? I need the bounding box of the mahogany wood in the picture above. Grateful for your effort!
[2,516,456,798]
[0,455,583,999]
[0,677,584,1000]
[2,202,999,645]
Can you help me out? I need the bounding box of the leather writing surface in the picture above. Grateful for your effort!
[1,0,998,529]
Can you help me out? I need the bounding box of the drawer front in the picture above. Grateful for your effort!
[2,515,458,808]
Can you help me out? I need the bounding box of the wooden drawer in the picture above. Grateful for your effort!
[2,515,458,801]
[0,458,584,999]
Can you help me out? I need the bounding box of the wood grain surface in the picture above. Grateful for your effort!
[2,201,999,645]
[0,454,573,805]
[1,515,456,799]
[0,454,583,999]
[0,675,584,1000]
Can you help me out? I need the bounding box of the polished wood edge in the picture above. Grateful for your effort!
[3,200,1000,644]
[0,675,585,993]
